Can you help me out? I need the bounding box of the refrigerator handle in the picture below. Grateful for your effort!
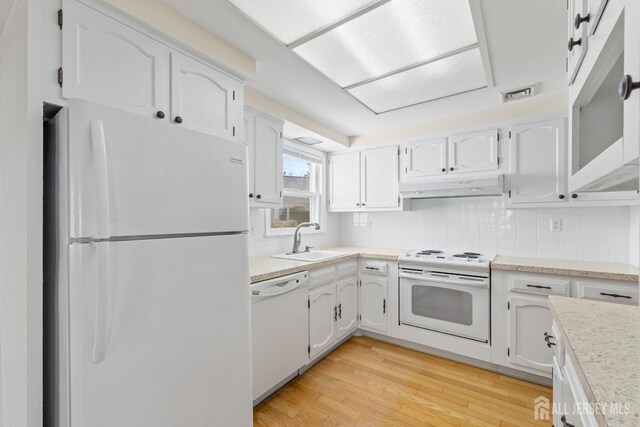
[90,119,110,239]
[91,242,113,364]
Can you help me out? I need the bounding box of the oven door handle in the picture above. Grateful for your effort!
[399,272,489,288]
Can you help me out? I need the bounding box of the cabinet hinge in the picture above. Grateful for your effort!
[308,299,310,308]
[308,345,310,354]
[508,130,512,139]
[280,191,282,197]
[57,9,63,29]
[497,157,500,165]
[232,126,236,137]
[405,167,408,174]
[497,133,500,142]
[507,348,510,357]
[507,301,510,310]
[232,90,235,101]
[405,147,408,154]
[398,195,401,205]
[57,68,63,87]
[398,147,400,155]
[508,190,512,199]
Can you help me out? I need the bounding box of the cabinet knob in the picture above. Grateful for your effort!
[155,111,165,119]
[174,116,183,124]
[248,193,254,199]
[449,167,454,171]
[618,74,640,100]
[567,37,582,51]
[361,203,366,207]
[356,203,361,206]
[441,168,446,173]
[571,193,578,199]
[574,13,590,29]
[256,194,262,199]
[559,194,565,199]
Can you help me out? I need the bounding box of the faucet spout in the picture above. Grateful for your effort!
[290,222,320,254]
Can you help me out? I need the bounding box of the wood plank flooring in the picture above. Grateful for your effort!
[253,336,552,427]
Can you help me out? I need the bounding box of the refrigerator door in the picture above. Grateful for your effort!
[65,99,249,239]
[63,234,252,427]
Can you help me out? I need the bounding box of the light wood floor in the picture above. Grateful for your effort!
[253,336,552,427]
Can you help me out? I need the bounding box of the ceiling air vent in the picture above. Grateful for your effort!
[292,136,323,146]
[500,85,537,103]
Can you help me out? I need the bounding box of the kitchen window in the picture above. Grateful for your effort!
[266,143,324,235]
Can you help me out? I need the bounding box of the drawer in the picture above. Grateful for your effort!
[336,261,358,280]
[508,273,570,296]
[574,279,638,305]
[309,266,336,290]
[360,260,388,276]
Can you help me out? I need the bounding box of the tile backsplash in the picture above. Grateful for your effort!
[338,198,639,266]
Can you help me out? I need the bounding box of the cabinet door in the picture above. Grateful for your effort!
[328,152,360,211]
[623,0,640,164]
[243,111,256,200]
[309,284,336,359]
[359,275,388,333]
[508,295,554,375]
[336,276,358,339]
[400,138,448,181]
[170,52,242,141]
[61,0,170,119]
[253,115,283,205]
[586,0,609,35]
[361,146,399,209]
[448,130,498,174]
[510,119,566,203]
[567,0,588,84]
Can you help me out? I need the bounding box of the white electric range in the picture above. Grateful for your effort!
[398,250,495,343]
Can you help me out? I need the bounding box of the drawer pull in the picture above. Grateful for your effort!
[600,292,631,299]
[526,284,551,290]
[561,415,575,427]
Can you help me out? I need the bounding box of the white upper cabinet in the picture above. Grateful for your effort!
[361,146,399,209]
[359,275,388,334]
[252,114,283,205]
[400,137,448,181]
[448,129,499,174]
[60,0,243,142]
[567,0,588,84]
[62,0,170,119]
[170,52,242,141]
[510,118,566,203]
[328,152,361,210]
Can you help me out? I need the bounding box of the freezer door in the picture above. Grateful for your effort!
[62,235,252,427]
[65,99,249,239]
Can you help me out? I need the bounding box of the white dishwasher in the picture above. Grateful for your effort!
[250,271,309,403]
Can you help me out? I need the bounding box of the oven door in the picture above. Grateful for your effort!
[399,271,489,342]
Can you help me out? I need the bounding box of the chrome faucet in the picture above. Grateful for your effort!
[290,222,320,254]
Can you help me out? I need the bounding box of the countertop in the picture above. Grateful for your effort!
[492,255,639,282]
[249,246,405,283]
[548,296,639,427]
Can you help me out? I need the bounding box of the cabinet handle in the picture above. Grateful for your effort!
[383,299,386,314]
[619,75,640,100]
[600,292,632,299]
[544,333,556,347]
[574,13,590,29]
[571,193,578,199]
[155,111,165,119]
[441,168,446,173]
[248,193,254,199]
[559,194,565,200]
[561,415,575,427]
[256,194,262,199]
[174,116,183,124]
[334,306,337,321]
[567,37,582,51]
[526,284,552,290]
[338,303,342,319]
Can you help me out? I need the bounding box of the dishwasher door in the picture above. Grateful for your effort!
[250,271,309,402]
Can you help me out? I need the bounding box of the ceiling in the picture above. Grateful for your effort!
[161,0,567,138]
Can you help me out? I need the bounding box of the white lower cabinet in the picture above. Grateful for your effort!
[308,283,337,359]
[507,294,554,375]
[359,274,388,334]
[336,276,358,340]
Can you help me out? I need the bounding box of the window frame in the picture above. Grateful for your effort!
[265,141,326,236]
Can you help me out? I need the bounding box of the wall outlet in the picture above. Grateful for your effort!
[550,219,562,232]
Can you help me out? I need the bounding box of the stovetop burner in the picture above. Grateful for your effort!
[453,253,480,259]
[417,250,444,255]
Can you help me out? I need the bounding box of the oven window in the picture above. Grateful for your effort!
[411,286,473,325]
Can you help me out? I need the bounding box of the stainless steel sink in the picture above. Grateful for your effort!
[271,250,347,262]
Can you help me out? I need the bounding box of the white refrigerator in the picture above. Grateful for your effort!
[45,99,253,426]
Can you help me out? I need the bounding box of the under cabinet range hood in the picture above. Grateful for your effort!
[400,175,504,199]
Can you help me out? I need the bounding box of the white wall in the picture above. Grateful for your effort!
[0,0,28,426]
[248,209,340,259]
[339,198,636,264]
[630,206,639,267]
